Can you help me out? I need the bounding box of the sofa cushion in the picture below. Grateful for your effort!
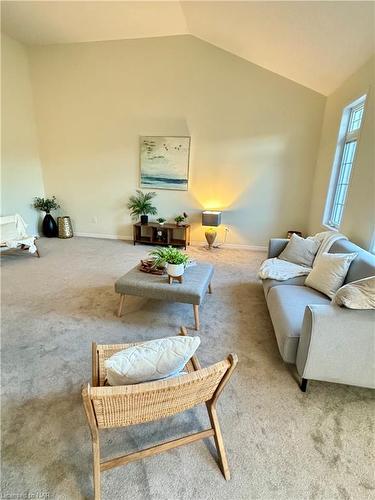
[329,240,375,284]
[267,285,330,363]
[262,276,306,298]
[278,233,320,267]
[333,276,375,309]
[305,252,357,299]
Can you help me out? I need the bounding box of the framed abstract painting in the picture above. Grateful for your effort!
[140,136,190,191]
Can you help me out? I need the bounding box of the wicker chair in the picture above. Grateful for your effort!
[82,326,238,500]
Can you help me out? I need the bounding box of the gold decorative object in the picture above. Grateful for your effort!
[57,216,73,239]
[205,229,217,249]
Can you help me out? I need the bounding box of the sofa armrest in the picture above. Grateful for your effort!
[268,238,289,259]
[296,305,375,388]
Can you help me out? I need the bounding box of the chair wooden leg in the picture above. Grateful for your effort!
[117,294,125,317]
[92,440,101,500]
[208,283,212,294]
[207,403,231,480]
[82,386,101,499]
[32,239,41,257]
[193,304,200,331]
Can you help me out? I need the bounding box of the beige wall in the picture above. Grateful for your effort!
[1,34,44,235]
[309,56,374,250]
[28,35,325,246]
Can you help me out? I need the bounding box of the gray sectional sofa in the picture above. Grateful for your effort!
[263,238,375,391]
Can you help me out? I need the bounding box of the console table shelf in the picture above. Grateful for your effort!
[133,223,191,249]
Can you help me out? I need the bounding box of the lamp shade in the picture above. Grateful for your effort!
[202,211,222,227]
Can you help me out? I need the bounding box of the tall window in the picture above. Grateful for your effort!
[324,95,366,229]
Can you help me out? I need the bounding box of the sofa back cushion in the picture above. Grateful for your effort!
[278,233,320,267]
[329,240,375,284]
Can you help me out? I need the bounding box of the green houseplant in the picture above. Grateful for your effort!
[33,196,60,238]
[149,246,189,278]
[127,190,157,225]
[174,212,188,226]
[156,217,166,226]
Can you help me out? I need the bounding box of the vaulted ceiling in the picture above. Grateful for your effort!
[2,1,374,95]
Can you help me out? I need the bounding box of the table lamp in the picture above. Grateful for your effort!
[202,211,222,249]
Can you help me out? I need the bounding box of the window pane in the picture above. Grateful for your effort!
[329,139,357,227]
[348,104,364,132]
[325,95,366,230]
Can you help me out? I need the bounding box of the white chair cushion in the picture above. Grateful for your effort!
[305,252,357,299]
[278,233,320,268]
[105,336,200,385]
[0,222,19,242]
[333,276,375,309]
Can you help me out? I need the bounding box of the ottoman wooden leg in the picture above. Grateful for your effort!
[193,305,200,331]
[117,294,125,317]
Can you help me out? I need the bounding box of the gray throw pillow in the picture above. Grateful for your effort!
[278,233,320,267]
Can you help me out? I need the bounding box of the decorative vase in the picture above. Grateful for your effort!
[140,215,148,225]
[167,263,185,277]
[57,216,73,238]
[42,213,58,237]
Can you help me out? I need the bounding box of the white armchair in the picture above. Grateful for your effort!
[0,214,40,257]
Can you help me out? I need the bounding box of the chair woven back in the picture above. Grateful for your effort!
[88,359,231,428]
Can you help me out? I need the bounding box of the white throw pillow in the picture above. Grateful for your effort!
[105,336,200,386]
[278,233,320,268]
[305,252,357,299]
[333,276,375,309]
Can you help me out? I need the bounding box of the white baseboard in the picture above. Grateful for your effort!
[219,243,267,251]
[75,232,132,241]
[191,240,267,251]
[74,232,266,251]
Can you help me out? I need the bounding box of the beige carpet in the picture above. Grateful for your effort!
[1,237,374,500]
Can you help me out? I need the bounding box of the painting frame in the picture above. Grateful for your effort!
[139,136,191,191]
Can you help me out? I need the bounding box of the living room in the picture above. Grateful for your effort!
[1,1,374,499]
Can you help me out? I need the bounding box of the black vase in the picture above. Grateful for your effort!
[140,215,148,225]
[43,213,58,237]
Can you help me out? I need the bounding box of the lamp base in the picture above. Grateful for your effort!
[205,229,217,249]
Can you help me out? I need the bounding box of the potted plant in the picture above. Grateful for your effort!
[156,217,166,226]
[175,212,188,227]
[33,196,60,237]
[149,246,189,278]
[127,190,157,225]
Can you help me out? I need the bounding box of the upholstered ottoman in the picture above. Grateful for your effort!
[115,263,214,330]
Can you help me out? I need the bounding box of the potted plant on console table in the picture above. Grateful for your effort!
[127,190,157,225]
[150,246,189,283]
[174,212,188,227]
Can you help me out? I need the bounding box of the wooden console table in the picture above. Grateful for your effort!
[133,223,191,249]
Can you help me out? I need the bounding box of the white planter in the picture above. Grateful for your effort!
[167,263,185,277]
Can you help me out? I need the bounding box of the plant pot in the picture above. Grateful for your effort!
[167,263,185,277]
[159,222,165,226]
[42,213,58,237]
[140,215,148,225]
